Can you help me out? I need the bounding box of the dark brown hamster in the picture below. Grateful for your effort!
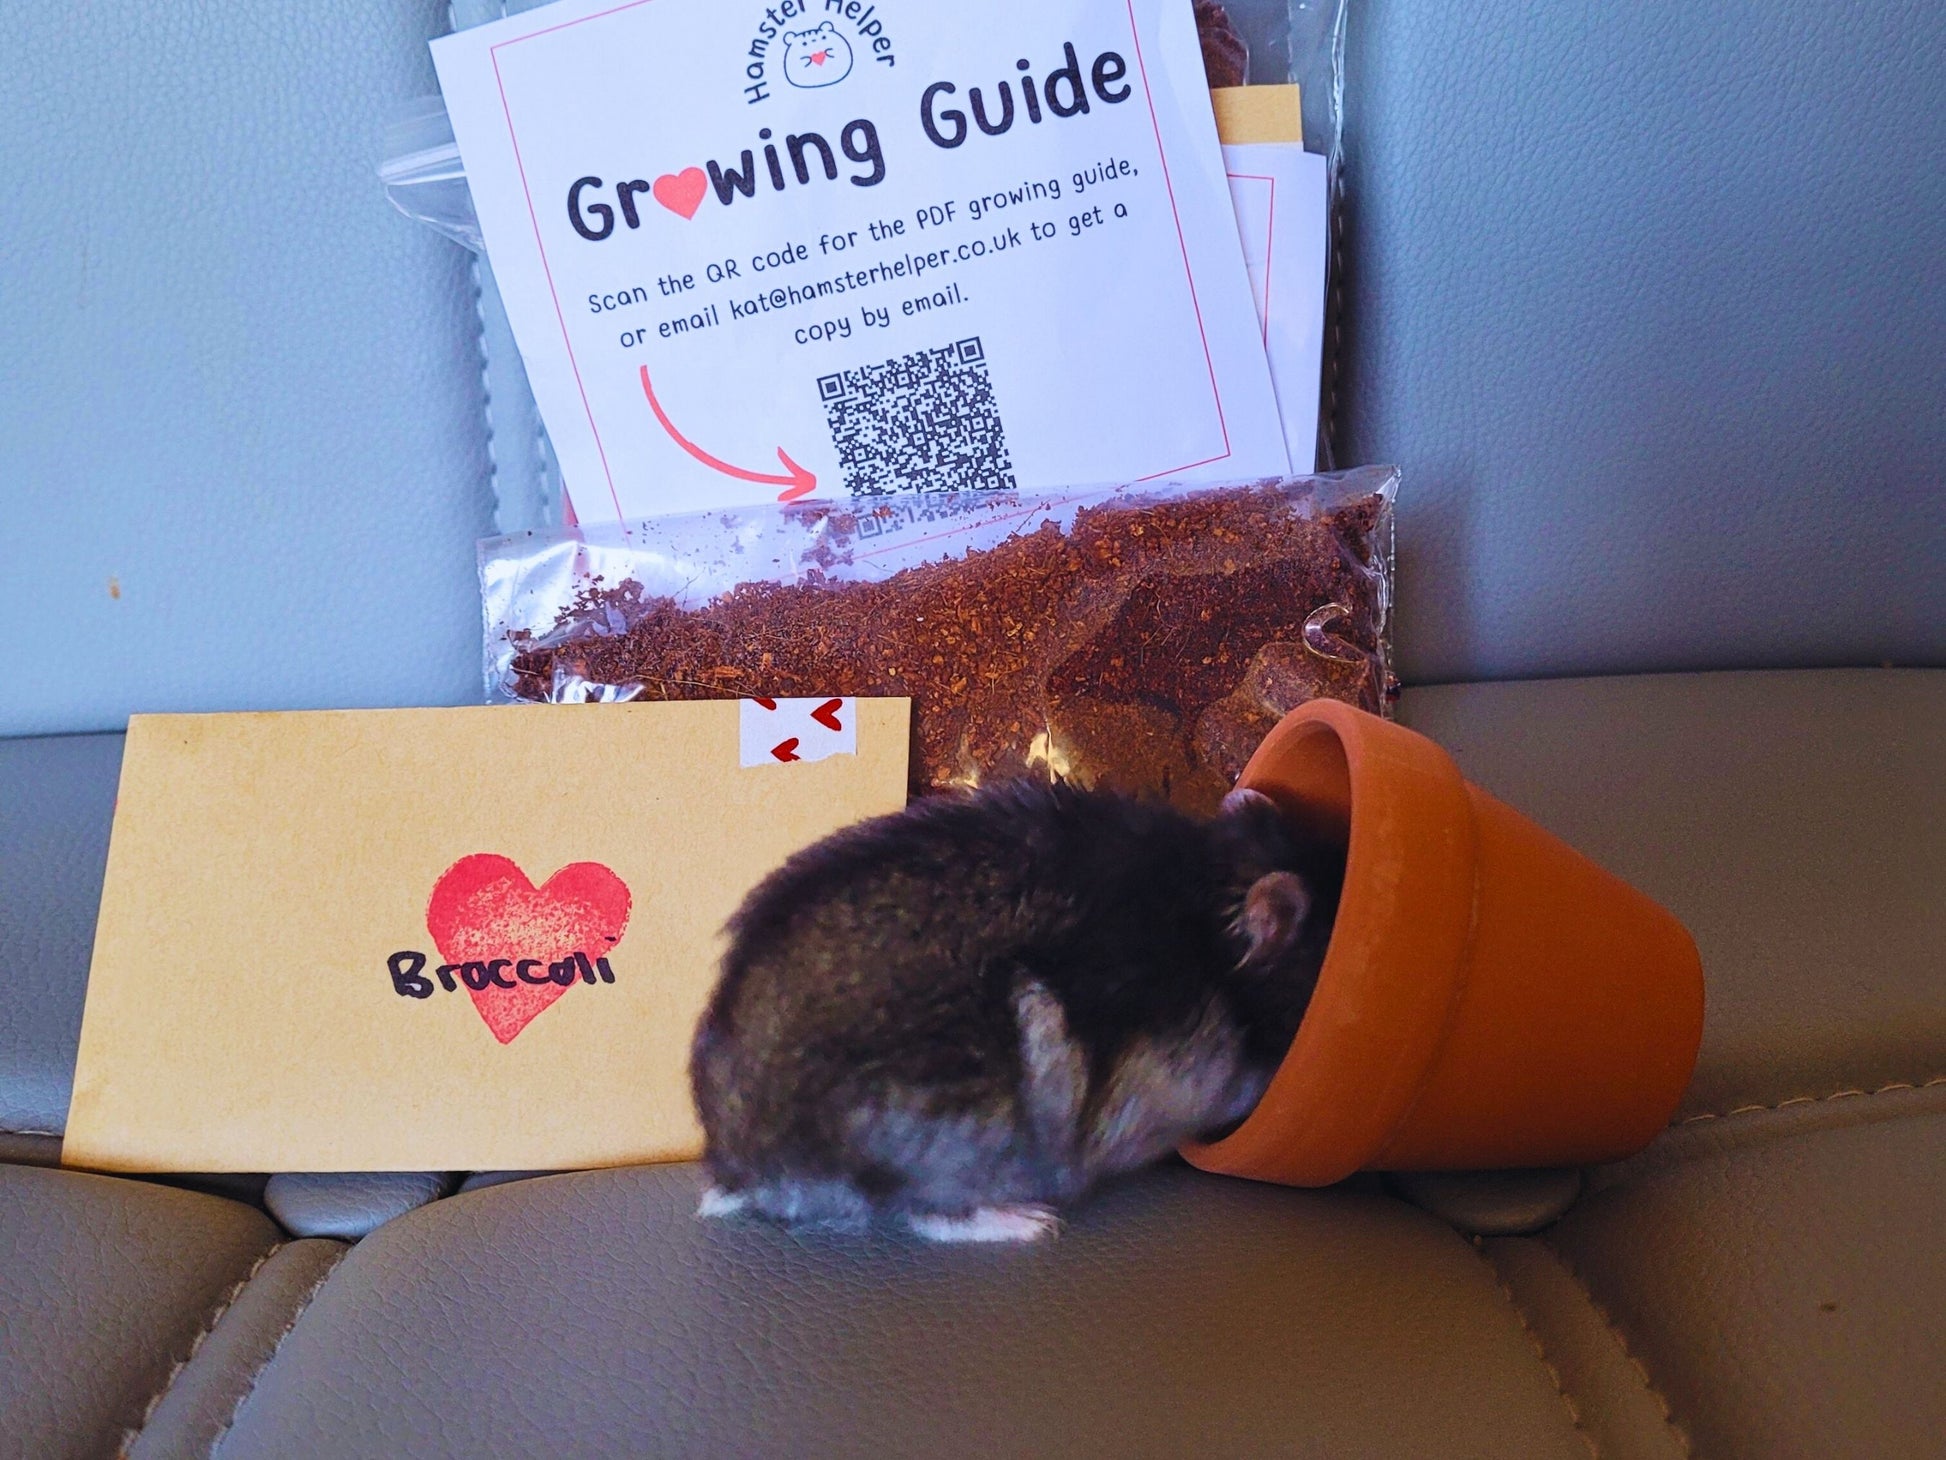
[691,781,1341,1241]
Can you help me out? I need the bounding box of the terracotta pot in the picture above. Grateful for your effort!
[1182,700,1704,1186]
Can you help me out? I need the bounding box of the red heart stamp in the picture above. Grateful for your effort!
[652,168,708,220]
[425,854,632,1044]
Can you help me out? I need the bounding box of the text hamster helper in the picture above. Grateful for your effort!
[573,41,1146,352]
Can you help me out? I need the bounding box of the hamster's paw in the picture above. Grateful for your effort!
[697,1185,750,1220]
[907,1204,1062,1244]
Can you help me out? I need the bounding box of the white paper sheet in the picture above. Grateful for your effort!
[434,0,1288,523]
[1224,143,1327,473]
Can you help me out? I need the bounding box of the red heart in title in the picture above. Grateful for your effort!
[653,168,708,220]
[425,854,632,1045]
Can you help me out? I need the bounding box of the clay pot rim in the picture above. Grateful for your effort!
[1183,700,1480,1185]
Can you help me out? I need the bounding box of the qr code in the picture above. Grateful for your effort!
[854,489,1004,542]
[817,337,1016,496]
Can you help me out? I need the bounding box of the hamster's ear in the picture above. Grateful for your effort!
[1220,787,1277,818]
[1238,871,1311,966]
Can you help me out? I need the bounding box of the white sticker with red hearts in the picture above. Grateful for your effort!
[739,697,857,767]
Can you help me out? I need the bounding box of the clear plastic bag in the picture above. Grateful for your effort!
[379,0,557,254]
[378,96,483,254]
[1196,0,1346,163]
[482,467,1396,812]
[1197,0,1349,470]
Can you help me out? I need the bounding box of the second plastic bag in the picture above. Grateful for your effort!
[483,467,1395,812]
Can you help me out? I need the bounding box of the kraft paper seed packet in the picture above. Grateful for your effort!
[63,701,910,1172]
[433,0,1289,522]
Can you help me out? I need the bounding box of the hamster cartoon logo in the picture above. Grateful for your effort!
[781,21,853,88]
[741,3,895,105]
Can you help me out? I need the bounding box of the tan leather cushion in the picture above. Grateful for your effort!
[1519,1084,1946,1459]
[1406,671,1946,1460]
[0,1164,283,1460]
[210,1163,1596,1459]
[1403,669,1946,1118]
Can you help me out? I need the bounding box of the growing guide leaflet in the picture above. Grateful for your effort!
[433,0,1292,521]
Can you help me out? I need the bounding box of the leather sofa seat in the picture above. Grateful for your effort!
[0,1165,344,1460]
[4,670,1941,1457]
[6,0,1939,1447]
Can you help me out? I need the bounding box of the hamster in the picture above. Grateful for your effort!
[780,21,854,89]
[691,781,1342,1242]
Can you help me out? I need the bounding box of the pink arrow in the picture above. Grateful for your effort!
[641,367,817,501]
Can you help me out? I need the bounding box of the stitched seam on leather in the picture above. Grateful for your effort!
[1679,1075,1946,1126]
[1474,1238,1599,1460]
[450,1,505,532]
[117,1241,288,1459]
[1541,1241,1696,1459]
[1323,168,1344,465]
[467,253,503,525]
[536,416,555,521]
[205,1245,350,1459]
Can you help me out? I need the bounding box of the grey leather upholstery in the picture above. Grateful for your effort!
[0,1164,284,1460]
[0,1132,61,1170]
[215,1163,1593,1459]
[1526,1089,1946,1460]
[0,0,492,739]
[1342,0,1946,682]
[122,1239,347,1460]
[457,1169,553,1193]
[263,1172,457,1240]
[1401,670,1946,1119]
[0,733,122,1138]
[1386,1168,1584,1238]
